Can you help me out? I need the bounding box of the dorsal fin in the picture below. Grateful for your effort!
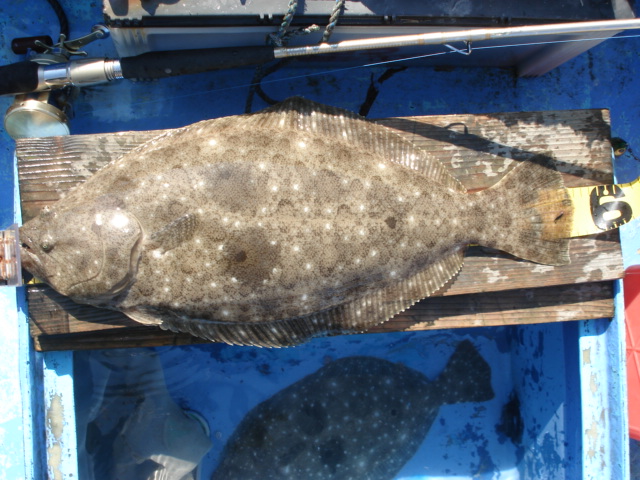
[16,130,168,177]
[239,97,465,193]
[16,131,170,222]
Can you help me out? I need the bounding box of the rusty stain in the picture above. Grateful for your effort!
[583,347,592,364]
[585,418,599,459]
[46,393,65,480]
[585,408,610,469]
[590,372,599,394]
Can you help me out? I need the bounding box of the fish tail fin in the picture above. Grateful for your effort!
[434,340,494,405]
[475,154,573,266]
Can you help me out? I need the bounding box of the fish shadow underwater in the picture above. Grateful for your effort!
[211,340,494,480]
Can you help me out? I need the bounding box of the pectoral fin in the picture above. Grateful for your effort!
[123,307,164,326]
[149,213,198,254]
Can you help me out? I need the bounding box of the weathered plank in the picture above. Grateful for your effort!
[378,108,613,189]
[28,281,614,351]
[369,282,615,332]
[17,131,163,222]
[451,233,622,295]
[16,108,621,351]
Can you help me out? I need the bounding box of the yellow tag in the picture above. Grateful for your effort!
[567,177,640,237]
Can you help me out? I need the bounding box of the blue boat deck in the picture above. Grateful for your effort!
[1,1,640,478]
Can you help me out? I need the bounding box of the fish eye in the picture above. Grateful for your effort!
[39,233,55,253]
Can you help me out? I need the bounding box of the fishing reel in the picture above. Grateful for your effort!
[4,25,110,139]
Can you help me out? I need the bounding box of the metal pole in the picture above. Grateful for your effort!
[274,19,640,58]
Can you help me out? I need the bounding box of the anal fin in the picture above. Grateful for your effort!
[149,249,466,347]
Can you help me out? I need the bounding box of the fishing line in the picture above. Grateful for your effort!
[472,32,640,52]
[75,50,454,118]
[74,32,640,118]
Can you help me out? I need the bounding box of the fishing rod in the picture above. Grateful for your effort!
[2,18,640,97]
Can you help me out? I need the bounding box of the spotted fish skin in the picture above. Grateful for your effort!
[211,340,494,480]
[19,98,573,347]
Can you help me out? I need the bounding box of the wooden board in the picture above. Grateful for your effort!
[17,108,623,351]
[28,282,614,351]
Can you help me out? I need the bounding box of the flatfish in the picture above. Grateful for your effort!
[19,97,573,346]
[211,340,494,479]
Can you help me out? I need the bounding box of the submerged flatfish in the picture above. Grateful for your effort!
[19,97,573,347]
[211,340,494,480]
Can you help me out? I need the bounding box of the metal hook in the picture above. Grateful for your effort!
[444,41,472,56]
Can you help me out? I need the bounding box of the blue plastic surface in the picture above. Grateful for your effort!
[74,325,582,479]
[1,0,640,478]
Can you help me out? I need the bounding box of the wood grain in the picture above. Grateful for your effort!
[27,281,614,351]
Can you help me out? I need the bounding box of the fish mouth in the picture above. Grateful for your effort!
[19,233,45,279]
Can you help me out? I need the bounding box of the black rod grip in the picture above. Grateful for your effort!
[0,61,40,96]
[11,36,54,54]
[120,46,276,80]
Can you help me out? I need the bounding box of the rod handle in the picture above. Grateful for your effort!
[0,61,40,96]
[120,46,276,80]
